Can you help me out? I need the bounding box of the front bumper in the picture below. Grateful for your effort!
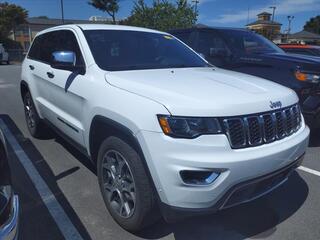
[160,154,303,221]
[0,195,19,240]
[137,124,309,210]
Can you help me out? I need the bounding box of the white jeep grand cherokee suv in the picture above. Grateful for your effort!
[21,24,309,231]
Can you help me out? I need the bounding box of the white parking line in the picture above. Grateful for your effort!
[0,119,84,240]
[0,84,16,88]
[298,166,320,177]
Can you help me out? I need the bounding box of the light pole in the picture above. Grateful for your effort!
[269,6,276,39]
[269,6,276,22]
[287,15,294,41]
[60,0,65,24]
[192,0,199,19]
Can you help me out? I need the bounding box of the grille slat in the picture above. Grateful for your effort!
[262,114,276,143]
[223,119,246,148]
[245,116,263,146]
[223,104,302,149]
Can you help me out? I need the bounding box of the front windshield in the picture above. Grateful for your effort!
[221,30,284,55]
[84,30,209,71]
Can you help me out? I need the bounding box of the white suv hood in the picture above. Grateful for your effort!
[105,67,298,116]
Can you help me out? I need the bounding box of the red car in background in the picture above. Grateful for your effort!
[279,44,320,57]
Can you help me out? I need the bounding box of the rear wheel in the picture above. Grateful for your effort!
[97,136,159,231]
[23,91,47,138]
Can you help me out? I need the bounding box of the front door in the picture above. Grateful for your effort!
[39,30,87,146]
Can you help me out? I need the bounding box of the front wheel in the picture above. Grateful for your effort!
[23,91,47,138]
[97,136,159,231]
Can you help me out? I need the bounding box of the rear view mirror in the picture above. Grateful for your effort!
[51,51,76,71]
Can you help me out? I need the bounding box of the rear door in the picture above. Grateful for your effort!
[25,33,56,122]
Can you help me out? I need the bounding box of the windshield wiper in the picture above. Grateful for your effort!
[165,64,210,68]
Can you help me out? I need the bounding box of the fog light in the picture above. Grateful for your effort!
[180,170,219,185]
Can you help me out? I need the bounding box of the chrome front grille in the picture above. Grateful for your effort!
[223,104,302,149]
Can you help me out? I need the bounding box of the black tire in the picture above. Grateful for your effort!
[97,136,159,231]
[23,91,47,138]
[6,60,9,65]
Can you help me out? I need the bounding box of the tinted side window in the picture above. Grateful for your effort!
[28,32,57,63]
[221,30,283,54]
[60,31,85,66]
[28,36,41,60]
[173,32,193,46]
[38,32,57,63]
[197,31,231,57]
[28,30,85,66]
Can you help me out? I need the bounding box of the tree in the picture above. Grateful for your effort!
[123,0,197,32]
[37,16,49,19]
[88,0,119,24]
[304,16,320,34]
[0,2,28,41]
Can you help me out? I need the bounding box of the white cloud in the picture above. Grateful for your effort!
[210,0,320,24]
[187,0,216,5]
[198,0,216,5]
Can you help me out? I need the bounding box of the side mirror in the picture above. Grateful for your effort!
[51,51,76,71]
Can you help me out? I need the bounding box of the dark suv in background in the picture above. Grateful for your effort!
[170,25,320,129]
[279,44,320,57]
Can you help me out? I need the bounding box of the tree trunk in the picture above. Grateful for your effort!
[112,13,116,24]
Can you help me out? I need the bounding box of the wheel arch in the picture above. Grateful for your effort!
[89,115,141,164]
[20,80,29,101]
[88,115,162,208]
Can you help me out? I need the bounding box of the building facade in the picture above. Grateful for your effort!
[288,30,320,45]
[10,17,113,51]
[246,12,282,40]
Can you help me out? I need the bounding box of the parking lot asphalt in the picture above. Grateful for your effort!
[0,64,320,240]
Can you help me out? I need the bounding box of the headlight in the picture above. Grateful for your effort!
[157,115,222,138]
[295,70,320,83]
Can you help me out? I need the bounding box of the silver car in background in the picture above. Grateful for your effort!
[0,129,19,239]
[0,44,10,65]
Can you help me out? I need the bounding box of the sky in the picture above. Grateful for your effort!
[3,0,320,33]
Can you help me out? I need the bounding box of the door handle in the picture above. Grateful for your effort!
[47,72,54,79]
[29,65,34,70]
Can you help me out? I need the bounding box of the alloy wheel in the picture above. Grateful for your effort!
[102,150,136,218]
[24,94,36,130]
